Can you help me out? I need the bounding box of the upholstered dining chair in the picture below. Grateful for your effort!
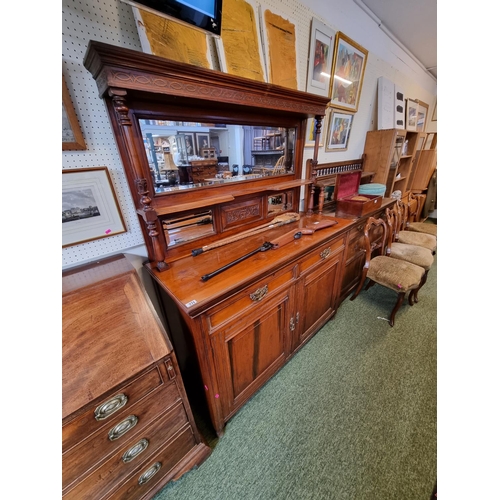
[385,205,434,303]
[350,216,425,327]
[405,193,438,238]
[396,200,437,254]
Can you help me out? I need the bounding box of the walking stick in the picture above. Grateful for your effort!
[200,218,338,282]
[191,212,300,256]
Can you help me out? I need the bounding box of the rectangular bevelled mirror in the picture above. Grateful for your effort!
[139,119,296,194]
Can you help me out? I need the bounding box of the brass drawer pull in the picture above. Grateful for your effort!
[138,462,162,485]
[250,284,268,302]
[94,393,128,421]
[320,247,331,259]
[165,358,176,380]
[108,415,138,441]
[122,438,149,463]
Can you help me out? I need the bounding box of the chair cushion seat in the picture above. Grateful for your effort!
[367,256,424,293]
[408,222,437,237]
[390,242,434,270]
[398,231,437,252]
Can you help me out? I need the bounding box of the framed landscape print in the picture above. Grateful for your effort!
[306,18,335,97]
[325,111,353,152]
[329,32,368,112]
[62,167,126,248]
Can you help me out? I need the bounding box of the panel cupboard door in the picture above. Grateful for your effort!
[209,287,293,422]
[294,247,343,350]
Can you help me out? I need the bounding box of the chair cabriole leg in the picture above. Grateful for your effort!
[389,292,406,327]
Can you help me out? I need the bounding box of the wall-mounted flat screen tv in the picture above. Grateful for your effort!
[122,0,223,36]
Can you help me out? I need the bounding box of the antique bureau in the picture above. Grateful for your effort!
[62,254,211,499]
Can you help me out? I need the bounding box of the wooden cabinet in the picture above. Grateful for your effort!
[363,129,424,198]
[62,255,211,500]
[145,216,353,436]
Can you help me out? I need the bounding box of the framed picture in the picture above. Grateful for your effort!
[329,32,368,112]
[306,18,335,97]
[305,116,326,147]
[195,133,210,154]
[62,167,126,248]
[417,100,429,131]
[182,133,196,157]
[406,98,419,131]
[325,111,354,152]
[62,74,86,151]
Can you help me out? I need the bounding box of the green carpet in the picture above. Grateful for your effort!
[154,257,437,500]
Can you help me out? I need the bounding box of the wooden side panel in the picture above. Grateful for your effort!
[363,129,396,185]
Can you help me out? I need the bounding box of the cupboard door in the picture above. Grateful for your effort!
[210,287,293,421]
[294,247,343,350]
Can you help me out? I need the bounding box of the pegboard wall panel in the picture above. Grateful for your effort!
[62,0,145,269]
[62,0,436,270]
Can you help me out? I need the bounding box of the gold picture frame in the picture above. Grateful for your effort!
[62,74,86,151]
[305,115,326,148]
[329,32,368,113]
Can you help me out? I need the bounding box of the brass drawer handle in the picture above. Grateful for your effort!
[108,415,138,441]
[320,247,331,259]
[138,462,162,485]
[94,393,128,421]
[122,438,149,463]
[250,284,268,302]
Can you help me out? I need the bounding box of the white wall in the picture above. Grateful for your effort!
[62,0,437,270]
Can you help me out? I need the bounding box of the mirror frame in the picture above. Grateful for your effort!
[84,41,330,269]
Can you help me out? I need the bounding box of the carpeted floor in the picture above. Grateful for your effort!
[154,256,437,500]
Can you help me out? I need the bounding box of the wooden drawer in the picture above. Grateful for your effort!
[345,223,365,262]
[109,426,197,500]
[297,236,345,276]
[205,265,295,332]
[63,365,164,454]
[63,402,190,499]
[63,380,182,492]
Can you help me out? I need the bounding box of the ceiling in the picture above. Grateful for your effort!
[355,0,437,80]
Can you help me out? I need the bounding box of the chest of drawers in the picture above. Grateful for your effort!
[62,255,210,500]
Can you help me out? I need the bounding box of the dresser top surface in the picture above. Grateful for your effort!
[62,254,172,419]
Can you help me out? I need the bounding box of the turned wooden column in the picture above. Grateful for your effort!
[307,115,324,215]
[109,88,168,271]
